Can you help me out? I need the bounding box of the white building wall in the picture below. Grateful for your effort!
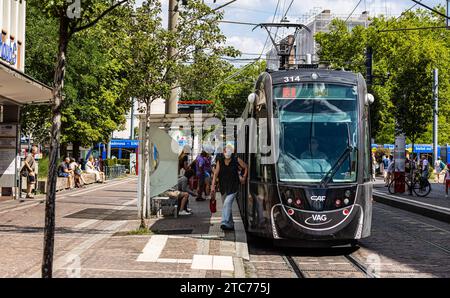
[0,0,26,71]
[113,98,166,140]
[266,10,369,67]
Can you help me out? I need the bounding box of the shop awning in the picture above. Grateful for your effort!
[0,61,52,105]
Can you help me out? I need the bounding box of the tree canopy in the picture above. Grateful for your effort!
[315,7,450,145]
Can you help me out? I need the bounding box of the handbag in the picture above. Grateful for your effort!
[20,167,29,177]
[209,198,217,213]
[209,191,217,213]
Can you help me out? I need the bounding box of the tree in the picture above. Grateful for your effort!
[211,60,266,119]
[126,0,236,229]
[315,8,450,145]
[35,0,131,278]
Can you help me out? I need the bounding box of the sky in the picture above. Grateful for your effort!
[136,0,448,64]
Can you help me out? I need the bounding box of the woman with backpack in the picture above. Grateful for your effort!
[434,157,445,183]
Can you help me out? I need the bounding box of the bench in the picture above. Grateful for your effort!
[22,172,102,194]
[151,196,178,218]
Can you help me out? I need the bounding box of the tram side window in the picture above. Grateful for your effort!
[251,84,273,183]
[364,105,371,181]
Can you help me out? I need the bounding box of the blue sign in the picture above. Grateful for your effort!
[110,139,139,149]
[1,39,17,66]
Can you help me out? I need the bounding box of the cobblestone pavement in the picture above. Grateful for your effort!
[245,201,450,278]
[1,176,449,278]
[0,177,248,278]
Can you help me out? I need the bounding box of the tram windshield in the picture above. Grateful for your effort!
[274,83,358,183]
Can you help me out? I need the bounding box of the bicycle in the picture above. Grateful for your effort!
[388,171,431,197]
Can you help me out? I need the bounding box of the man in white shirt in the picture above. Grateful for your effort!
[421,155,429,180]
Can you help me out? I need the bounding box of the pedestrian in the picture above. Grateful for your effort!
[385,155,394,186]
[195,150,208,201]
[444,164,450,198]
[69,158,86,188]
[421,155,430,180]
[434,157,445,183]
[178,145,190,176]
[58,157,74,189]
[372,152,377,181]
[382,155,390,184]
[211,144,248,231]
[21,145,38,199]
[86,156,104,182]
[177,169,197,213]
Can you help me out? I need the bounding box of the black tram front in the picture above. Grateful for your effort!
[238,69,373,246]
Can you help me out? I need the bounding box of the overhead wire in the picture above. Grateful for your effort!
[345,0,364,23]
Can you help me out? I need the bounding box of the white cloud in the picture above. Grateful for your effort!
[226,35,265,55]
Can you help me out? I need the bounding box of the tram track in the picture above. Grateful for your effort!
[282,253,374,278]
[344,254,377,278]
[282,255,306,278]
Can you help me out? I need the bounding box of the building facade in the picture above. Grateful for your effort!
[266,9,370,70]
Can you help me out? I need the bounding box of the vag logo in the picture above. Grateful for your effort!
[305,214,331,225]
[312,214,327,221]
[311,196,326,202]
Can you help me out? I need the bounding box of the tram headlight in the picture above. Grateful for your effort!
[344,198,350,205]
[345,190,351,198]
[295,199,302,207]
[287,198,293,205]
[335,199,342,207]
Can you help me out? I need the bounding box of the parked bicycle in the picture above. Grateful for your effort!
[388,171,431,197]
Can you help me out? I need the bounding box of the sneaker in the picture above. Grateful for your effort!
[220,224,234,231]
[186,208,192,212]
[179,210,192,216]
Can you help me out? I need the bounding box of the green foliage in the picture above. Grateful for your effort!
[105,158,130,168]
[127,0,238,107]
[315,8,450,145]
[211,60,267,118]
[38,157,50,179]
[24,1,133,148]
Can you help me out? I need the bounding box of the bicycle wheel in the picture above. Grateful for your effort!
[388,178,397,194]
[412,178,432,197]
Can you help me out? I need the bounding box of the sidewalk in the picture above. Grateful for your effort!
[0,177,250,278]
[132,194,250,278]
[372,177,450,223]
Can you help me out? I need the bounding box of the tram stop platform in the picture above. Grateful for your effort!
[130,193,250,278]
[373,178,450,224]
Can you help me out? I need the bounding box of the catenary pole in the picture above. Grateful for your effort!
[433,69,439,164]
[166,0,179,114]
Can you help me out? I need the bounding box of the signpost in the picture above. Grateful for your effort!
[0,124,18,198]
[394,135,406,193]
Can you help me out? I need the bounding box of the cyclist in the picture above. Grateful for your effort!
[444,164,450,198]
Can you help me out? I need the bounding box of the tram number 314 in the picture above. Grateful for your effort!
[283,76,301,83]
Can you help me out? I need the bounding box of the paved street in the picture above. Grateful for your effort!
[1,176,449,278]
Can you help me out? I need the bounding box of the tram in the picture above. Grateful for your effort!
[237,67,374,247]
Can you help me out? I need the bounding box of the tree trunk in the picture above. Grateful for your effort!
[42,15,70,279]
[139,100,151,229]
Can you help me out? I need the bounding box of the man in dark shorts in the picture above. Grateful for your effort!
[22,146,38,198]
